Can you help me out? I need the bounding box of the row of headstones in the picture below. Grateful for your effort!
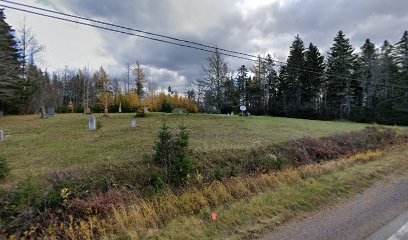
[88,116,137,131]
[227,112,251,117]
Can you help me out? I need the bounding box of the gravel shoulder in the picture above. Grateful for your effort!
[260,173,408,240]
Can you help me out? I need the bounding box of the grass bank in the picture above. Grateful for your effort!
[0,113,373,188]
[34,145,408,239]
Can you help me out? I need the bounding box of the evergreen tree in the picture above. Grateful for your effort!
[303,43,325,110]
[236,65,250,107]
[250,55,267,114]
[171,124,194,185]
[265,54,278,114]
[154,122,173,183]
[0,9,23,113]
[394,31,408,112]
[360,39,380,110]
[326,31,360,119]
[286,35,306,112]
[134,61,146,97]
[223,76,238,113]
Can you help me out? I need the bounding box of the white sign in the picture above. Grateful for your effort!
[240,105,246,111]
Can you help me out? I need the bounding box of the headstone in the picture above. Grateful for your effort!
[144,107,149,113]
[84,107,91,115]
[89,116,97,131]
[40,106,47,119]
[131,119,137,128]
[47,107,56,117]
[231,112,234,116]
[247,112,251,117]
[227,113,230,116]
[118,102,122,113]
[0,111,3,117]
[0,130,3,143]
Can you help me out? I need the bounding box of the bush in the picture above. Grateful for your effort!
[215,166,224,181]
[0,157,10,179]
[135,109,146,118]
[153,123,195,185]
[161,101,173,113]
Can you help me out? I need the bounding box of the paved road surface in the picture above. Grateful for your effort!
[261,176,408,240]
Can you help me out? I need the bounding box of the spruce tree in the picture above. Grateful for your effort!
[394,31,408,112]
[0,9,23,113]
[304,43,325,110]
[236,65,249,107]
[360,39,379,110]
[154,122,173,183]
[326,31,360,119]
[286,35,306,112]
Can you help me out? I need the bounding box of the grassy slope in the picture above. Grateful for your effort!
[0,113,373,187]
[152,146,408,240]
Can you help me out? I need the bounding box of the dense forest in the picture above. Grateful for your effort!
[1,9,407,124]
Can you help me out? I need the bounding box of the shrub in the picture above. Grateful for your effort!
[153,122,195,186]
[0,157,10,179]
[96,120,103,130]
[135,109,145,118]
[161,101,173,113]
[215,166,224,181]
[150,174,166,192]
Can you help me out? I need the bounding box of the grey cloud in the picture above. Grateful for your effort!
[51,0,408,91]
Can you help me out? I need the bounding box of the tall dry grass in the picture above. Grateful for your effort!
[38,150,384,239]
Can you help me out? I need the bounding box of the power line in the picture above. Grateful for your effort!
[0,4,259,63]
[0,0,260,60]
[1,3,407,90]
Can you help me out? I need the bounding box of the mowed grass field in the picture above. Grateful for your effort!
[0,113,376,188]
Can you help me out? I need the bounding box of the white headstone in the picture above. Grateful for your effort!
[89,116,96,131]
[118,102,122,113]
[231,112,234,116]
[0,130,3,142]
[227,113,230,116]
[131,119,137,128]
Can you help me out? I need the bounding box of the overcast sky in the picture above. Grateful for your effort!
[3,0,408,92]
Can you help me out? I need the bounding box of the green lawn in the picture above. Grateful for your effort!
[0,113,377,187]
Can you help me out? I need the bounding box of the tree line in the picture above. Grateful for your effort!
[0,10,197,114]
[195,31,408,125]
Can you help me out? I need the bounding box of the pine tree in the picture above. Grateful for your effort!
[0,9,23,113]
[236,65,249,107]
[154,122,173,183]
[134,61,145,97]
[303,43,325,110]
[265,54,278,114]
[360,39,380,110]
[394,31,408,112]
[250,55,267,114]
[286,35,306,112]
[326,31,360,119]
[171,124,194,185]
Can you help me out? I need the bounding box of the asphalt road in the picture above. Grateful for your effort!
[260,175,408,240]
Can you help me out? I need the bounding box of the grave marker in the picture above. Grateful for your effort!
[118,102,122,113]
[47,107,56,117]
[0,130,3,143]
[89,116,97,131]
[131,119,137,128]
[40,106,47,119]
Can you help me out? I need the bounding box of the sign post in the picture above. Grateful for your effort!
[239,105,246,120]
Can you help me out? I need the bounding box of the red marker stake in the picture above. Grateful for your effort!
[212,212,217,221]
